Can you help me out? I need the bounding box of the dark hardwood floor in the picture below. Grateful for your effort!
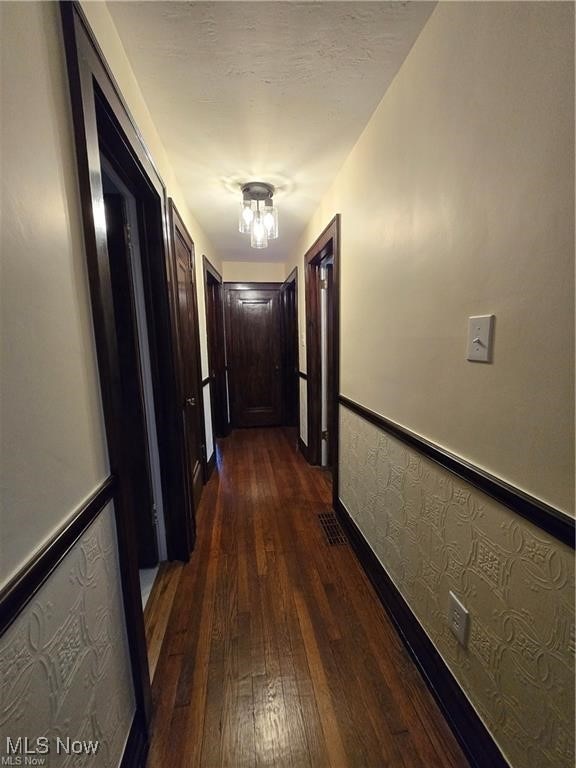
[144,428,469,768]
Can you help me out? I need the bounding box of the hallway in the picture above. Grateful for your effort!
[2,4,574,767]
[144,429,469,768]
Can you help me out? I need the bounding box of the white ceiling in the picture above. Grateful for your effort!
[108,1,434,262]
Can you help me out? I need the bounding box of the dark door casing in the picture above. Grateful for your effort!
[170,203,205,536]
[204,259,229,437]
[281,275,298,427]
[226,284,283,427]
[304,216,341,489]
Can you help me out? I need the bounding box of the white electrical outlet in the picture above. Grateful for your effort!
[448,591,470,647]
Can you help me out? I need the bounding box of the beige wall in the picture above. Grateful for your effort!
[222,260,287,284]
[288,2,574,514]
[79,1,222,459]
[0,1,109,586]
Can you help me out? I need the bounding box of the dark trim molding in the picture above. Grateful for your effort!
[206,451,216,481]
[298,437,309,462]
[120,712,148,768]
[334,497,509,768]
[224,281,283,291]
[168,199,208,506]
[304,215,341,506]
[298,371,308,381]
[202,376,210,387]
[203,254,223,285]
[280,267,299,429]
[339,395,574,548]
[0,476,116,636]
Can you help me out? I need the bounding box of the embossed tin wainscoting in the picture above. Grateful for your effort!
[0,505,135,767]
[338,405,575,768]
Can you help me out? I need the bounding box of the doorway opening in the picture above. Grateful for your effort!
[305,216,341,499]
[62,2,210,734]
[101,156,167,605]
[204,256,230,440]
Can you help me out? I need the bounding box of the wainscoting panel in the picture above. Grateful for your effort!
[0,503,135,766]
[339,405,574,768]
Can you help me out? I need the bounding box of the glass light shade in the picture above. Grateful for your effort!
[262,202,278,239]
[239,201,254,233]
[250,210,268,249]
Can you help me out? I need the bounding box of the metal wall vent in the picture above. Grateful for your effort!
[318,512,348,546]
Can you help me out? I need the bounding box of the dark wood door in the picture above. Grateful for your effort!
[104,193,158,567]
[226,285,282,427]
[170,203,204,536]
[205,269,229,437]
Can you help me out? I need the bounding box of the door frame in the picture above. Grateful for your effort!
[203,255,230,438]
[60,1,194,747]
[168,200,208,497]
[280,267,299,427]
[304,216,341,504]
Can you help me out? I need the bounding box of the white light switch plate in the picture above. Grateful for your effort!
[467,314,495,362]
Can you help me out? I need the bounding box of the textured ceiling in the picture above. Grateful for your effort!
[108,1,434,262]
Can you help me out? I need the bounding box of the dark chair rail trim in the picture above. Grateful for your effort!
[339,395,574,548]
[334,497,509,768]
[202,376,210,387]
[0,476,116,636]
[298,371,308,380]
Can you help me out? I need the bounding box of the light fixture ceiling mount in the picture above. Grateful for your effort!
[239,181,278,249]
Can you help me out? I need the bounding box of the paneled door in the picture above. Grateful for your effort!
[226,284,283,427]
[169,202,205,538]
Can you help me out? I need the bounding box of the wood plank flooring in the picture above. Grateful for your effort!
[145,428,469,768]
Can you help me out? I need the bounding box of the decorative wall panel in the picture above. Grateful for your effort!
[339,406,574,768]
[0,504,135,766]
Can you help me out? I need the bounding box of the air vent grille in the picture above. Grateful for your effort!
[318,512,348,546]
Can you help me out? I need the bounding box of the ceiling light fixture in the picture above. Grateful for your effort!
[238,182,278,249]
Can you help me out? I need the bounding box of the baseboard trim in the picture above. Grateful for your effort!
[206,450,216,481]
[120,712,148,768]
[334,496,509,768]
[0,476,116,636]
[339,395,574,548]
[298,436,309,462]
